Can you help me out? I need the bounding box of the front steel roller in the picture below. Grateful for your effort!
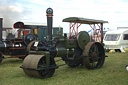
[82,42,105,69]
[22,54,56,78]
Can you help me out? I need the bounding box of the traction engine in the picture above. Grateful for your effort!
[21,8,107,78]
[0,19,37,63]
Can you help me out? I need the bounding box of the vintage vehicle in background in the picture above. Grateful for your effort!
[0,19,39,63]
[103,29,128,52]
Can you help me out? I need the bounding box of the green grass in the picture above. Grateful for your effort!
[0,53,128,85]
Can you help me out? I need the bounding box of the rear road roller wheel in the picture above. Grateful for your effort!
[22,55,56,78]
[0,52,3,63]
[82,42,105,69]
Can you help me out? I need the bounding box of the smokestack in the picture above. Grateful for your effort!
[46,8,53,42]
[0,18,2,41]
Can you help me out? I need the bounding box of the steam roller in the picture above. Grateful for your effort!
[20,7,107,78]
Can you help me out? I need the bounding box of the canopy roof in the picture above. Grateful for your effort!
[13,22,46,29]
[62,17,108,24]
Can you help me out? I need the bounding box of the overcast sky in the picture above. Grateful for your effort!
[0,0,128,32]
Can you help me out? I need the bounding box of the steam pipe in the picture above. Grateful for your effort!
[46,8,53,43]
[0,18,2,41]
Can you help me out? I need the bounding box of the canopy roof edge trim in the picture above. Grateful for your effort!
[62,17,108,24]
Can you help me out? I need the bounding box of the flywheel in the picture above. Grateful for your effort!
[77,31,90,49]
[82,42,105,69]
[24,33,36,45]
[22,54,56,78]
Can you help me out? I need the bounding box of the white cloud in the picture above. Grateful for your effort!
[9,5,22,13]
[0,0,5,1]
[0,0,128,32]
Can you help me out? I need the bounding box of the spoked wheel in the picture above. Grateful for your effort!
[82,42,105,69]
[0,52,3,63]
[22,54,56,78]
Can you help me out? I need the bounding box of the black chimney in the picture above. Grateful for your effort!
[46,8,53,42]
[0,18,2,41]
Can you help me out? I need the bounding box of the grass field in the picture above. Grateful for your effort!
[0,52,128,85]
